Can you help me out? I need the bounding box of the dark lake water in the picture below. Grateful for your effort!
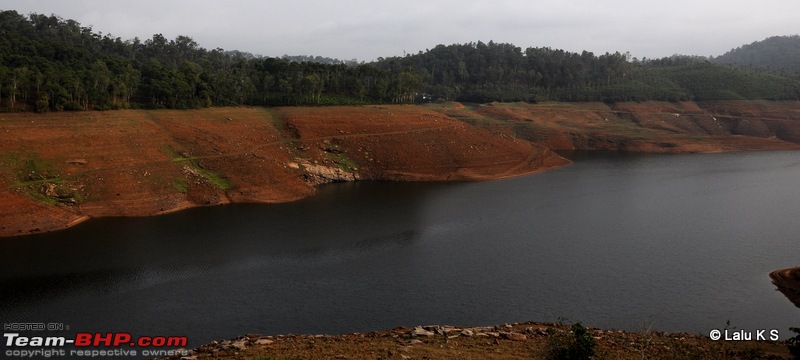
[1,151,799,350]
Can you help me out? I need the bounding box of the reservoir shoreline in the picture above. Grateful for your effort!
[1,101,799,238]
[2,150,798,359]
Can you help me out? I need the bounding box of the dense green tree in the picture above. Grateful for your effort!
[10,66,29,110]
[0,65,7,105]
[302,73,323,104]
[0,10,798,112]
[392,71,422,103]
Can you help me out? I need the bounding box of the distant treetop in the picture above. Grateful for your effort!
[0,10,798,112]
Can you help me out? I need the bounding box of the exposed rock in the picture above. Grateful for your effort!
[442,327,461,334]
[501,332,527,341]
[41,183,73,199]
[182,165,202,178]
[298,160,359,185]
[152,321,791,360]
[471,326,495,333]
[40,183,77,204]
[412,327,435,337]
[42,183,58,198]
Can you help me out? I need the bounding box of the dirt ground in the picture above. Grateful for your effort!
[3,102,800,358]
[425,101,800,153]
[0,105,568,237]
[158,322,793,360]
[277,105,567,181]
[2,101,799,237]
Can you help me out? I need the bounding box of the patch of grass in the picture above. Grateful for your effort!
[1,152,84,205]
[161,145,180,160]
[163,145,233,190]
[427,104,506,127]
[15,153,60,183]
[333,153,358,172]
[259,107,283,125]
[172,178,189,193]
[195,167,233,190]
[531,101,580,109]
[162,145,198,162]
[324,143,342,153]
[25,186,61,205]
[323,143,358,172]
[259,108,304,152]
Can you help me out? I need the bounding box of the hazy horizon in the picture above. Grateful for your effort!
[1,1,799,61]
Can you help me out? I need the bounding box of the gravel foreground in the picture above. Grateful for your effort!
[157,322,792,360]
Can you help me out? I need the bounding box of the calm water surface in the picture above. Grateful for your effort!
[1,151,799,348]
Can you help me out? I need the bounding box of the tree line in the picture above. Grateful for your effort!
[1,10,799,112]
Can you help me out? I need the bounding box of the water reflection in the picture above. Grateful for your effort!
[1,152,799,347]
[771,267,800,309]
[0,181,439,310]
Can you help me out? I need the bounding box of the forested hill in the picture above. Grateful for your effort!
[712,35,800,74]
[1,10,799,112]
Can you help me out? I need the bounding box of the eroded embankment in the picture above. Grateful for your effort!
[0,106,568,237]
[427,100,800,153]
[3,101,800,237]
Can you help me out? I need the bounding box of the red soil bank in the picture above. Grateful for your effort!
[0,105,568,237]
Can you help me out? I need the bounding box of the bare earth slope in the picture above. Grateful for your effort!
[428,101,800,153]
[0,105,568,237]
[3,100,800,237]
[3,102,799,358]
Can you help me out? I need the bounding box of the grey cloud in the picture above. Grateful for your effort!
[1,0,798,60]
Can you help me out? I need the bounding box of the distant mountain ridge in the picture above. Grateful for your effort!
[712,35,800,73]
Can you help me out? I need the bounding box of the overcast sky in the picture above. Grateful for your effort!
[1,1,798,61]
